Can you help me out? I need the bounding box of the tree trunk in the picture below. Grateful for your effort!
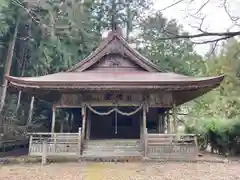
[126,6,132,41]
[16,91,22,113]
[27,96,35,125]
[0,18,20,113]
[16,47,27,113]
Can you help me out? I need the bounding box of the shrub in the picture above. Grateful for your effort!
[185,117,240,156]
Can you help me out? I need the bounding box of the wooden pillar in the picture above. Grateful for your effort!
[81,105,86,148]
[77,127,82,157]
[157,114,162,133]
[86,109,91,140]
[173,103,177,133]
[143,104,148,158]
[166,110,170,133]
[140,115,143,140]
[143,105,147,135]
[51,105,56,133]
[164,113,167,134]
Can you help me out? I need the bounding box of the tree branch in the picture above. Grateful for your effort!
[160,29,240,44]
[223,0,240,27]
[191,35,232,44]
[158,0,240,44]
[193,0,210,15]
[159,0,185,11]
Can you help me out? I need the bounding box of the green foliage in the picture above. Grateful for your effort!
[186,39,240,119]
[137,12,204,75]
[0,0,10,36]
[185,117,240,156]
[181,39,240,156]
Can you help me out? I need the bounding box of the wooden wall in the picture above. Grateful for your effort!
[55,92,173,108]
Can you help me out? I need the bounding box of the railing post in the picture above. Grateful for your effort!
[53,133,57,153]
[78,127,82,157]
[42,140,47,166]
[194,135,198,158]
[28,135,33,155]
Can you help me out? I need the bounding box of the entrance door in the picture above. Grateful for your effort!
[89,107,141,139]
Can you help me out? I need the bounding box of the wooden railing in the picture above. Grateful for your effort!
[28,129,197,161]
[28,128,81,157]
[145,133,198,160]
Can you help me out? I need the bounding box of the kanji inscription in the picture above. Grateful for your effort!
[148,92,173,107]
[56,92,144,107]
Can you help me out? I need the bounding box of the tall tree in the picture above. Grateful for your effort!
[186,39,240,121]
[137,12,204,75]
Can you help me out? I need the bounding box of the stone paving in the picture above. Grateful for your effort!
[1,161,240,180]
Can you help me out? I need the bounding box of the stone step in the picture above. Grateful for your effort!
[85,141,141,146]
[83,147,142,151]
[83,151,142,156]
[83,140,143,158]
[84,145,141,148]
[80,156,142,162]
[84,147,141,151]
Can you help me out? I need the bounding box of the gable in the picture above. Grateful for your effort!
[82,54,146,72]
[67,30,162,73]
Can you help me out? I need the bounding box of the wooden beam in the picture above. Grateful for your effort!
[51,105,56,133]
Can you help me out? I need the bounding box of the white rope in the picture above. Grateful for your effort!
[115,104,143,116]
[87,105,115,116]
[86,104,144,116]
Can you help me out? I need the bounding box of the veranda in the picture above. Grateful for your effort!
[28,92,198,160]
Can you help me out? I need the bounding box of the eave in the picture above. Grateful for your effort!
[6,74,224,91]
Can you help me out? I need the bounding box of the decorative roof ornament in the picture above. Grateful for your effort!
[107,26,123,38]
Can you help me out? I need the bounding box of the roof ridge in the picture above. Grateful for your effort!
[66,34,113,72]
[115,34,165,72]
[66,31,164,73]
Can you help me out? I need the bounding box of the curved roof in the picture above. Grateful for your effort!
[5,28,224,105]
[6,71,224,90]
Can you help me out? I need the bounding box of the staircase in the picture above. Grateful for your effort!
[82,139,143,161]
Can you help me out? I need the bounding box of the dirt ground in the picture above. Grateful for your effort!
[1,161,240,180]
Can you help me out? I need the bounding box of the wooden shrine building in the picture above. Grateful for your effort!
[5,28,224,160]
